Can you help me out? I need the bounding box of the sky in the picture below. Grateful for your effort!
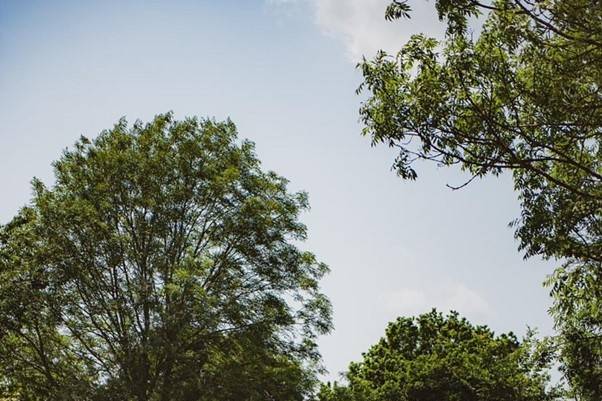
[1,0,556,382]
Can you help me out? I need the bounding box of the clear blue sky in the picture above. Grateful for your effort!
[0,0,556,381]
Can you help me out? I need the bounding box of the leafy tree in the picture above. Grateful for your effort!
[318,310,558,401]
[545,264,601,401]
[358,1,601,398]
[0,114,332,401]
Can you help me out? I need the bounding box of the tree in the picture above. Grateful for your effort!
[545,264,601,401]
[318,310,558,401]
[357,1,601,398]
[0,114,332,401]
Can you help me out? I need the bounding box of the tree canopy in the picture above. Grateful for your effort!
[0,114,332,401]
[318,310,557,401]
[358,1,601,398]
[359,0,600,265]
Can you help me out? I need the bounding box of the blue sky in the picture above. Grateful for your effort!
[1,0,556,381]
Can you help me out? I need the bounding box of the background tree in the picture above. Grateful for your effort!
[318,310,558,401]
[0,114,332,401]
[358,1,601,398]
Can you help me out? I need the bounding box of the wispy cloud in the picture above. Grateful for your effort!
[382,282,492,321]
[267,0,445,62]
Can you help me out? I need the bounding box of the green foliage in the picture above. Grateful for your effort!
[359,0,600,265]
[358,1,601,398]
[318,310,558,401]
[546,264,602,400]
[0,113,332,400]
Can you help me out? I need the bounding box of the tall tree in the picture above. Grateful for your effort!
[318,310,558,401]
[357,1,601,398]
[0,114,332,401]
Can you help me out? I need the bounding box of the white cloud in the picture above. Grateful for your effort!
[268,0,446,62]
[382,282,492,321]
[314,0,446,61]
[268,0,493,63]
